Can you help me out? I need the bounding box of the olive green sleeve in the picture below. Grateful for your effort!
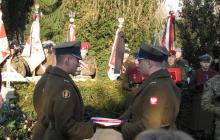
[121,84,169,139]
[81,57,97,76]
[53,87,94,139]
[119,105,132,120]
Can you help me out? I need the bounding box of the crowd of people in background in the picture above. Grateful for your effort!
[120,44,220,140]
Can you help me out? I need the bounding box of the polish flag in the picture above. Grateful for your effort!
[162,12,176,52]
[107,28,125,80]
[21,14,45,72]
[0,10,10,64]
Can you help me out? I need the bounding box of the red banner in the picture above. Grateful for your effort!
[162,12,176,52]
[0,10,10,64]
[107,28,125,80]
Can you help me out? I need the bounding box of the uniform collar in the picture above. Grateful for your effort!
[146,68,171,81]
[135,69,171,97]
[45,65,72,82]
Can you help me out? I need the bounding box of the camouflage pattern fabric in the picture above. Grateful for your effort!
[202,75,220,140]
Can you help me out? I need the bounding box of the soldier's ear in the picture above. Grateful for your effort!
[64,55,71,65]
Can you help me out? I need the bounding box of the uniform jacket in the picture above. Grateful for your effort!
[202,75,220,116]
[32,66,94,140]
[202,75,220,140]
[120,69,181,140]
[80,55,97,79]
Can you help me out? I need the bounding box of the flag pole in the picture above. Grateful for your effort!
[107,17,125,80]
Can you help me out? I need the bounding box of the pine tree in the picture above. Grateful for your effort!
[177,0,219,67]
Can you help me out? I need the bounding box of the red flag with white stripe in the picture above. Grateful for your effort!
[107,27,125,80]
[0,10,10,64]
[162,12,176,52]
[21,13,45,72]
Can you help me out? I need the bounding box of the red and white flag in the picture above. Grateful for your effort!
[21,14,45,72]
[162,12,176,52]
[0,10,10,64]
[107,28,125,80]
[67,24,76,41]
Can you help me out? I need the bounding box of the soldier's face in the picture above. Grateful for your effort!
[81,49,88,59]
[137,59,150,77]
[176,51,182,59]
[168,55,176,65]
[68,56,79,75]
[200,61,211,70]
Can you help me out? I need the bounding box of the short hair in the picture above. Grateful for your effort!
[149,59,164,68]
[56,55,67,65]
[135,129,194,140]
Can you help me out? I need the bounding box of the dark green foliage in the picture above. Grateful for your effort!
[3,0,159,77]
[2,0,34,42]
[177,0,219,68]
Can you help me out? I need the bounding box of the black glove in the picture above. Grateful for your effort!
[84,112,92,121]
[88,120,96,133]
[84,111,96,122]
[92,122,96,133]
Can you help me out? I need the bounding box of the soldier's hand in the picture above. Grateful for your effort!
[88,120,97,133]
[113,119,127,132]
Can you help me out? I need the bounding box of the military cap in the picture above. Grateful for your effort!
[199,54,212,62]
[55,41,82,60]
[136,43,168,62]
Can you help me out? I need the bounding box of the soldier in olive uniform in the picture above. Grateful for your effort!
[32,41,95,140]
[35,41,55,75]
[202,74,220,140]
[119,44,181,140]
[120,46,143,95]
[76,42,97,79]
